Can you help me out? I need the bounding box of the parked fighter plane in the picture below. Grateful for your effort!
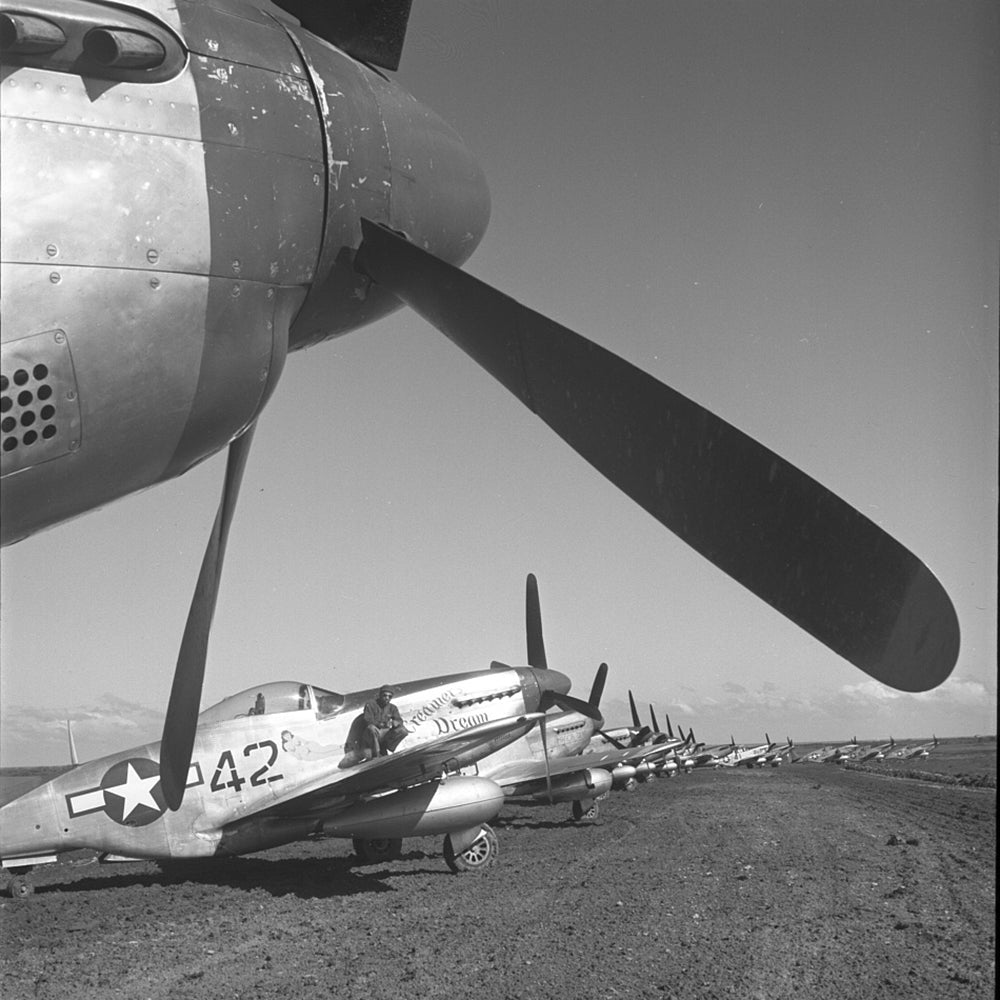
[0,660,591,897]
[848,738,896,762]
[887,736,940,760]
[0,0,960,812]
[716,736,778,769]
[815,738,861,763]
[682,737,739,769]
[759,738,794,767]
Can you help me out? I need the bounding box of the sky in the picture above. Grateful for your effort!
[1,1,996,765]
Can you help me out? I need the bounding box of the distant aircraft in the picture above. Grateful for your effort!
[0,660,590,897]
[816,738,862,763]
[717,735,778,769]
[589,691,653,751]
[848,738,896,762]
[759,738,794,767]
[1,0,960,813]
[681,735,739,770]
[887,736,940,760]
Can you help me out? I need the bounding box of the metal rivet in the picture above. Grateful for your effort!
[232,259,241,274]
[54,332,66,344]
[66,390,76,401]
[146,249,159,264]
[49,272,61,284]
[69,439,79,451]
[231,284,241,297]
[150,277,160,289]
[46,244,58,258]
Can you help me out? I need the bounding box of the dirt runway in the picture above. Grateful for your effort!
[1,763,994,1000]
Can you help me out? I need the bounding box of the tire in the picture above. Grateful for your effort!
[443,824,498,873]
[8,877,33,900]
[352,837,403,865]
[571,799,600,822]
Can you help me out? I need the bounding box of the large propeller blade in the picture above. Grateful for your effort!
[525,572,547,670]
[159,425,256,809]
[588,662,608,709]
[353,219,959,692]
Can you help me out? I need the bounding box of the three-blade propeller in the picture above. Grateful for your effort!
[354,219,959,694]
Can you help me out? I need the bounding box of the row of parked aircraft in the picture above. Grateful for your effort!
[793,736,940,764]
[1,575,779,899]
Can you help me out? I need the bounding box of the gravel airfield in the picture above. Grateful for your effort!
[1,754,995,1000]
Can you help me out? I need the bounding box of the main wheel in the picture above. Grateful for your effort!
[571,799,600,822]
[443,824,498,873]
[352,837,403,865]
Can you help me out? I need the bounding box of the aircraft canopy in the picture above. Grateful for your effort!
[198,682,345,725]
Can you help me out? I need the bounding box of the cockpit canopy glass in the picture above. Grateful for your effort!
[198,682,343,725]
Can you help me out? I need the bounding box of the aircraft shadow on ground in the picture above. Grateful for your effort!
[30,851,452,899]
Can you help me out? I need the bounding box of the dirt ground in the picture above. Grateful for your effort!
[1,759,994,1000]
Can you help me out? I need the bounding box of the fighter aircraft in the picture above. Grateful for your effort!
[680,736,739,770]
[758,738,794,767]
[588,691,653,751]
[814,737,862,764]
[886,736,940,761]
[847,738,896,762]
[1,0,960,812]
[0,657,600,897]
[715,735,779,769]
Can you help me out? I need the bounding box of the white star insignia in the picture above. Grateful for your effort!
[104,762,162,820]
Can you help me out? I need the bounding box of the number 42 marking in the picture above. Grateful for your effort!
[210,741,283,793]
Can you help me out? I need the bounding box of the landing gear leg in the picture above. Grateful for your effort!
[352,837,403,865]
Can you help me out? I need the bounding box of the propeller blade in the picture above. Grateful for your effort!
[588,662,608,708]
[525,573,547,670]
[628,690,641,729]
[539,713,552,804]
[353,219,959,693]
[629,725,652,748]
[159,425,256,809]
[598,729,627,750]
[554,692,603,724]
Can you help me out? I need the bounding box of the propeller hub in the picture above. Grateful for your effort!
[516,666,571,711]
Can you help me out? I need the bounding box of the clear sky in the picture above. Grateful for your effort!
[1,1,996,765]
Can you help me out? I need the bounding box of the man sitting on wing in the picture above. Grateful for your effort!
[363,685,409,758]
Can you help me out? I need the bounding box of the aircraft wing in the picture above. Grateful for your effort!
[245,715,544,819]
[482,747,651,788]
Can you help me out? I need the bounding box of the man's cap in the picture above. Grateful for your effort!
[378,685,394,695]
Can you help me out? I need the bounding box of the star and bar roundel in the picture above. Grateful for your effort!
[65,759,203,826]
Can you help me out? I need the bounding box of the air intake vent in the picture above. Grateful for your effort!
[1,330,82,477]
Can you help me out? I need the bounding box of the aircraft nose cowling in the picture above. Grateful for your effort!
[517,667,573,711]
[286,34,490,350]
[375,84,491,269]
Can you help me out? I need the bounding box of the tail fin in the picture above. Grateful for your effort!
[628,691,640,729]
